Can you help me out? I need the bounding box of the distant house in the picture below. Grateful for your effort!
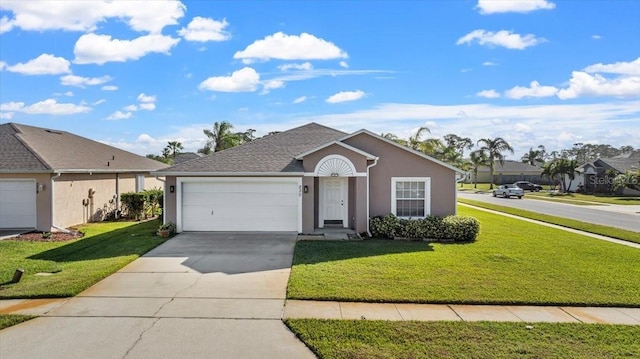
[0,123,168,231]
[571,151,640,194]
[468,160,543,185]
[154,123,464,234]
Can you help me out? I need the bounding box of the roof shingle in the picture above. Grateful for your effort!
[0,123,168,173]
[159,123,346,173]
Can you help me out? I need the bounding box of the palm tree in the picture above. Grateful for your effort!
[469,150,489,189]
[164,141,183,159]
[476,137,514,189]
[203,121,242,153]
[521,147,545,166]
[541,161,560,190]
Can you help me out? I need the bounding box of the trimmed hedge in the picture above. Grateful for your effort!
[120,188,163,220]
[370,214,480,242]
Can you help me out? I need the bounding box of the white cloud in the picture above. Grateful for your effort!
[293,96,307,104]
[326,90,366,104]
[476,0,555,14]
[592,34,602,40]
[178,16,230,42]
[74,33,180,65]
[0,0,185,34]
[339,61,349,68]
[482,61,498,66]
[5,54,71,75]
[234,32,348,63]
[477,89,501,98]
[106,111,132,120]
[505,81,558,99]
[139,103,156,111]
[102,85,118,91]
[123,104,139,112]
[93,99,106,105]
[278,62,313,71]
[0,99,91,115]
[0,15,14,33]
[137,93,156,103]
[199,67,260,92]
[514,123,532,133]
[60,75,112,87]
[457,29,545,50]
[0,61,6,71]
[583,57,640,75]
[0,112,13,119]
[261,80,285,94]
[557,71,640,99]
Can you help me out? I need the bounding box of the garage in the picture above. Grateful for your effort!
[0,179,36,229]
[179,178,301,232]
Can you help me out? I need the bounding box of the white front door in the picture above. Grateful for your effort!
[320,177,348,228]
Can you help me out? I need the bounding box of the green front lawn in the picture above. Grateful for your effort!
[287,206,640,306]
[458,198,640,244]
[0,220,169,298]
[286,320,640,359]
[0,314,36,330]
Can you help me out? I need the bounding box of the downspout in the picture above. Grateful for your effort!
[50,172,70,233]
[366,157,379,237]
[155,175,166,225]
[115,173,119,219]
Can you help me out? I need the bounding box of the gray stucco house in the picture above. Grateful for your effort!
[155,123,463,234]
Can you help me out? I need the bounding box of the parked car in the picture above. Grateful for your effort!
[514,181,543,192]
[493,184,524,199]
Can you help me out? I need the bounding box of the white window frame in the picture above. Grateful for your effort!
[391,177,431,218]
[135,175,145,192]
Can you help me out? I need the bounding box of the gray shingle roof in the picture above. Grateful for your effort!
[158,123,347,173]
[595,157,640,173]
[0,123,168,173]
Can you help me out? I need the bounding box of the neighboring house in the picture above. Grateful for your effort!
[468,160,543,185]
[173,152,203,165]
[154,123,464,234]
[572,152,640,194]
[0,123,168,231]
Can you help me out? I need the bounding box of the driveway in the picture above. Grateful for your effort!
[458,192,640,232]
[0,232,316,359]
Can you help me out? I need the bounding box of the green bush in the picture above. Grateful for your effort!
[370,214,480,242]
[120,192,145,219]
[143,188,163,218]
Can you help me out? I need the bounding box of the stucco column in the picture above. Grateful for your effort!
[301,176,315,233]
[355,176,367,233]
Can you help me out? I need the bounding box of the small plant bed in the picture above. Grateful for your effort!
[285,320,640,359]
[287,206,640,306]
[10,230,83,242]
[458,198,640,244]
[0,314,36,330]
[0,220,169,299]
[369,214,480,242]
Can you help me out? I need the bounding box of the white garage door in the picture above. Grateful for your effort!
[0,180,36,229]
[180,178,301,232]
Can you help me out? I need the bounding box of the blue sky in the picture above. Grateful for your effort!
[1,0,639,159]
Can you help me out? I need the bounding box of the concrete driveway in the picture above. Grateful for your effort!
[0,232,316,359]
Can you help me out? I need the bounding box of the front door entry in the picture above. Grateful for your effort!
[321,177,347,228]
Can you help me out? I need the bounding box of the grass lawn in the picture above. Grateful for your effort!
[526,191,640,205]
[287,206,640,306]
[0,220,169,299]
[286,319,640,359]
[457,198,640,244]
[0,314,36,330]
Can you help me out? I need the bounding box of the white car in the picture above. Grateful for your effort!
[493,184,524,199]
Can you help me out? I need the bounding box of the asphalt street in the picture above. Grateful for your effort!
[458,192,640,233]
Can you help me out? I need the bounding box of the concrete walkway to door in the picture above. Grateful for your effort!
[0,233,316,359]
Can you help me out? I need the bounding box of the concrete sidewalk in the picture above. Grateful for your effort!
[284,300,640,325]
[3,298,639,325]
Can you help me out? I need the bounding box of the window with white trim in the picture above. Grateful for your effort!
[391,177,430,218]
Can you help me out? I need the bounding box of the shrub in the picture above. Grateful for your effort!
[370,214,480,242]
[143,188,163,218]
[120,192,145,220]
